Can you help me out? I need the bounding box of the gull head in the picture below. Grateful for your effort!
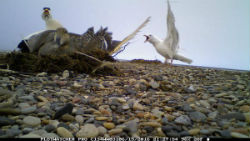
[143,34,159,45]
[42,7,52,20]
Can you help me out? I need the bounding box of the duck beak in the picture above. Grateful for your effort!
[144,35,149,43]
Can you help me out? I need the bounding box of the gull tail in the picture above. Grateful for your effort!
[173,54,192,64]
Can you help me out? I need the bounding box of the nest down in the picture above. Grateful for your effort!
[5,50,120,76]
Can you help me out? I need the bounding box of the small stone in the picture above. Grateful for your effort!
[58,122,70,130]
[37,96,48,102]
[188,128,200,135]
[208,111,218,119]
[20,133,41,138]
[23,116,41,127]
[31,129,47,136]
[124,120,138,134]
[75,115,84,124]
[36,72,47,77]
[44,124,56,132]
[186,97,196,103]
[61,114,75,122]
[186,85,196,93]
[149,80,160,89]
[76,124,99,138]
[244,113,250,123]
[62,70,70,79]
[199,100,210,108]
[221,112,245,121]
[54,103,74,119]
[140,121,161,127]
[189,111,207,122]
[200,129,210,135]
[182,104,193,112]
[133,101,144,111]
[41,133,59,138]
[49,120,59,128]
[97,126,107,136]
[103,122,115,129]
[95,117,108,121]
[231,132,249,138]
[0,116,15,126]
[240,105,250,112]
[164,106,174,112]
[57,127,74,138]
[21,105,37,114]
[108,128,123,136]
[174,115,191,125]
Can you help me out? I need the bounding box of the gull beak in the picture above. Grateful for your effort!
[144,35,149,43]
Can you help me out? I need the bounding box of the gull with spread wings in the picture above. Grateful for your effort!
[144,0,192,64]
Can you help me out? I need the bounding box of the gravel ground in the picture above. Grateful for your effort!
[0,61,249,138]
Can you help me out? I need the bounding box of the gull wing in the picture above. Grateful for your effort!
[164,0,179,56]
[109,17,151,55]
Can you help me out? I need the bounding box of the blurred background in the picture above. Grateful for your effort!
[0,0,249,70]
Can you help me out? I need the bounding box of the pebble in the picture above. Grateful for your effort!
[133,101,144,111]
[44,124,56,132]
[140,121,161,127]
[108,128,123,136]
[174,115,191,125]
[23,116,41,127]
[54,103,74,119]
[0,116,15,126]
[21,105,37,114]
[57,127,74,138]
[189,111,207,122]
[124,120,138,134]
[61,114,75,122]
[149,80,160,89]
[41,133,59,138]
[231,132,249,138]
[188,128,200,135]
[103,122,115,129]
[221,112,245,121]
[97,126,107,136]
[76,124,99,138]
[75,115,84,124]
[20,133,41,138]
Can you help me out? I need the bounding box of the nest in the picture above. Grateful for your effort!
[5,49,120,76]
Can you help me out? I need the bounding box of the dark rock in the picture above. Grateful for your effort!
[220,112,246,121]
[180,131,190,137]
[189,111,207,122]
[0,129,6,136]
[144,126,154,133]
[44,124,56,132]
[125,87,136,95]
[123,120,138,135]
[57,122,70,130]
[0,116,15,126]
[174,115,191,125]
[6,128,21,137]
[23,128,33,134]
[162,125,173,133]
[85,117,95,123]
[153,75,163,81]
[182,104,194,112]
[161,116,168,125]
[164,130,180,137]
[54,103,74,119]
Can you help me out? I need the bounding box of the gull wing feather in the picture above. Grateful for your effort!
[164,0,179,57]
[109,17,151,55]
